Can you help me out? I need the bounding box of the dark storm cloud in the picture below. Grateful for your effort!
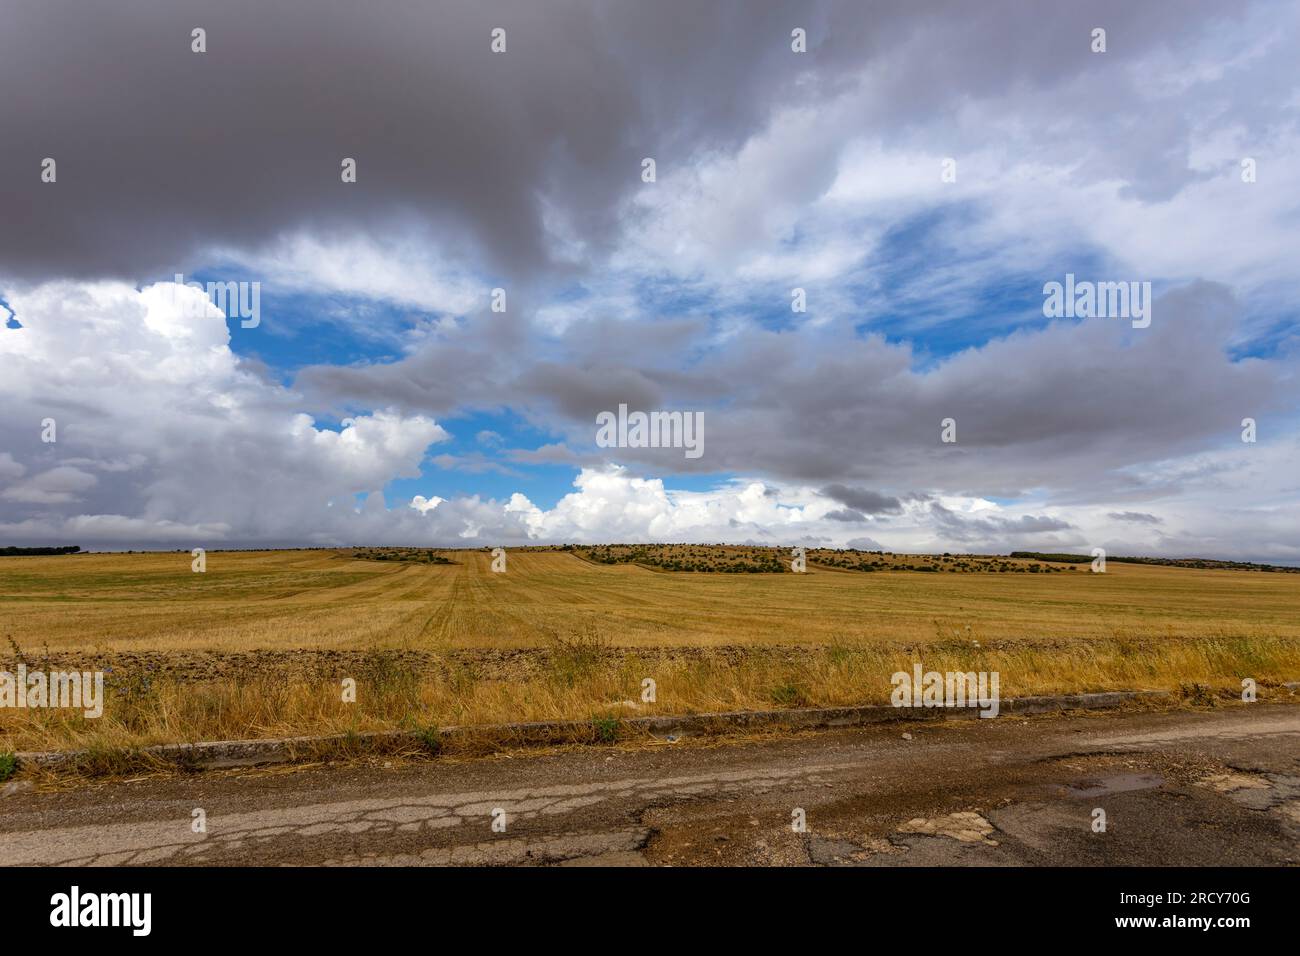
[0,0,1238,283]
[0,0,847,281]
[819,485,903,515]
[928,502,1074,541]
[1109,511,1163,524]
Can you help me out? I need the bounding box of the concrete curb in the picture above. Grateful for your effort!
[13,688,1199,772]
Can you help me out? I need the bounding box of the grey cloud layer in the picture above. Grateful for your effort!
[299,282,1294,502]
[1,0,1241,282]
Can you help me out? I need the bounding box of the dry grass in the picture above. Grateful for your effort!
[1,547,1297,756]
[3,633,1298,756]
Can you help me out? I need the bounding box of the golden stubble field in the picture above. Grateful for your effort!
[2,547,1298,653]
[1,548,1298,758]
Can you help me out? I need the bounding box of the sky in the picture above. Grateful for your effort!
[1,0,1298,560]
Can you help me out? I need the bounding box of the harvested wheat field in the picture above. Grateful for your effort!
[1,547,1298,756]
[4,546,1299,652]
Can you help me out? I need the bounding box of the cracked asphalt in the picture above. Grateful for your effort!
[2,704,1297,866]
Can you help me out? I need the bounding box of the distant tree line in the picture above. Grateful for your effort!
[1009,551,1094,563]
[0,545,81,556]
[351,548,453,564]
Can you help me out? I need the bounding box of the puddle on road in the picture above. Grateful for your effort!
[1064,772,1165,798]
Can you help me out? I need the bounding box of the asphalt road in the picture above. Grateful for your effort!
[2,705,1297,866]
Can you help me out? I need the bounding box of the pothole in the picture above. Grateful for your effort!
[1198,772,1271,794]
[807,834,907,865]
[1195,770,1300,813]
[1275,800,1300,826]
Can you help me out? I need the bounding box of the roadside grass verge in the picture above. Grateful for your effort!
[3,632,1298,763]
